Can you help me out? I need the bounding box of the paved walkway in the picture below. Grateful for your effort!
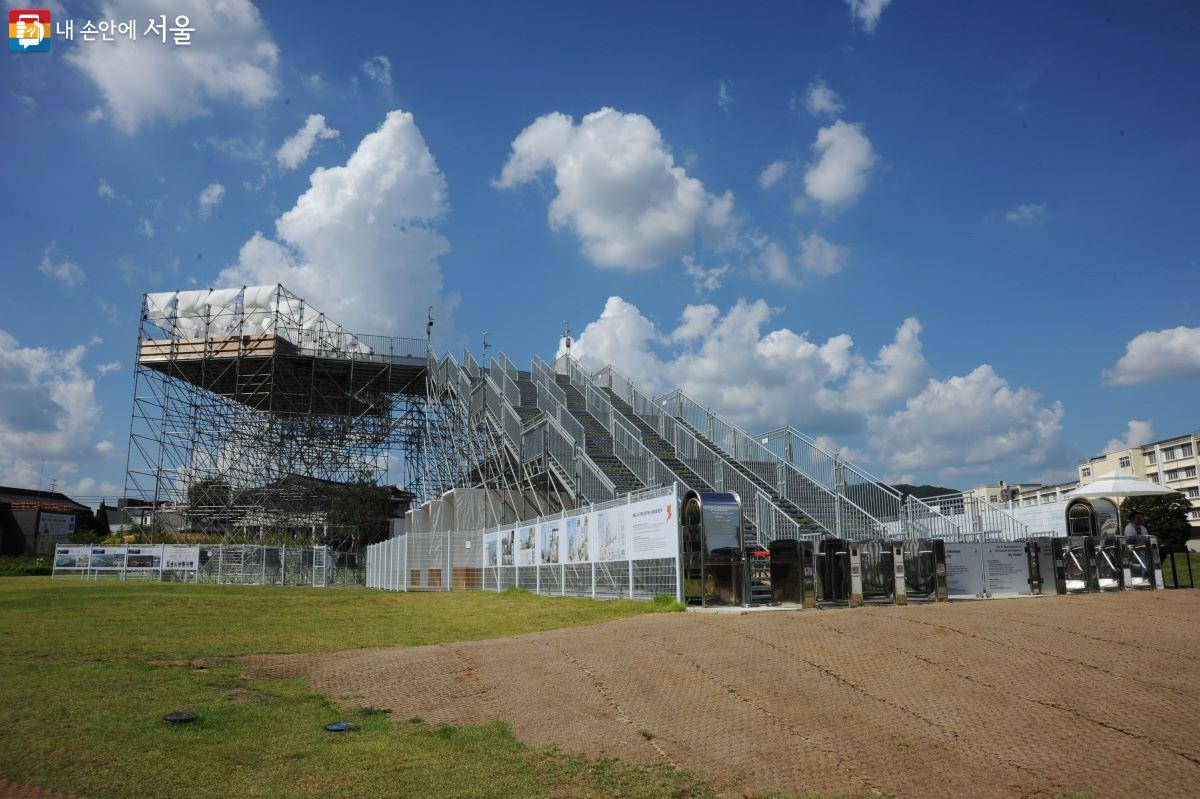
[245,591,1200,799]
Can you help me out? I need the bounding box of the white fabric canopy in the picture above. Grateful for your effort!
[1065,469,1179,499]
[142,285,373,354]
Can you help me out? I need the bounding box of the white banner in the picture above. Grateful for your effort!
[484,532,499,567]
[38,512,76,536]
[162,545,200,571]
[89,546,127,570]
[499,529,515,567]
[983,542,1030,596]
[943,542,985,598]
[594,507,628,562]
[53,546,90,570]
[516,525,536,566]
[125,545,163,570]
[627,495,678,560]
[538,520,561,565]
[564,514,591,563]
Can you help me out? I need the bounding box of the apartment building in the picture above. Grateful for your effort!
[1012,480,1080,508]
[965,481,1043,505]
[1078,430,1200,529]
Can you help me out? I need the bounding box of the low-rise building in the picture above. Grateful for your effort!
[1012,480,1080,508]
[1078,430,1200,530]
[0,486,93,555]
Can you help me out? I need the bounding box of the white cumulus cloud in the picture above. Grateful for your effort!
[198,183,226,217]
[495,108,734,270]
[798,231,849,277]
[682,255,729,295]
[845,0,893,32]
[276,113,340,170]
[563,296,925,434]
[801,79,844,117]
[1104,326,1200,386]
[868,365,1064,477]
[804,120,877,210]
[38,244,86,289]
[718,79,734,112]
[362,55,392,88]
[65,0,279,134]
[0,330,113,488]
[758,160,789,189]
[1004,202,1048,227]
[1103,419,1154,455]
[220,109,456,338]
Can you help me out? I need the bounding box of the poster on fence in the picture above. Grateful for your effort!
[162,546,200,571]
[538,520,560,564]
[943,542,984,598]
[125,546,163,570]
[564,514,591,563]
[485,533,498,567]
[516,525,536,566]
[499,529,515,566]
[89,547,127,570]
[984,543,1030,596]
[627,495,678,560]
[595,507,627,562]
[54,546,90,570]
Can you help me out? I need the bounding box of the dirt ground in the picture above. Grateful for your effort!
[244,591,1200,799]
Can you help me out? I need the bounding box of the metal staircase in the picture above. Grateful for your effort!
[415,342,1019,546]
[603,389,711,492]
[555,375,644,495]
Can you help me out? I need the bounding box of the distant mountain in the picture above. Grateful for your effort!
[892,483,959,499]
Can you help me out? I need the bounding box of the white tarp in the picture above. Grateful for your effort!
[143,285,372,352]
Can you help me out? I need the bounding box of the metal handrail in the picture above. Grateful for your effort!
[586,363,813,544]
[560,359,702,495]
[917,491,1030,541]
[657,392,896,538]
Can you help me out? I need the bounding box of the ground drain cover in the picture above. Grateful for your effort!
[163,711,197,724]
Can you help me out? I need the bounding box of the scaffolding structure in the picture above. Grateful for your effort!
[125,285,433,546]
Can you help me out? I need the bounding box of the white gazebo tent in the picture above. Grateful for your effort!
[1065,469,1182,533]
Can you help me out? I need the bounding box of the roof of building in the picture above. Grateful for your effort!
[0,486,91,511]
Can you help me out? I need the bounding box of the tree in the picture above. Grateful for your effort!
[1120,494,1194,551]
[93,502,112,539]
[327,481,393,550]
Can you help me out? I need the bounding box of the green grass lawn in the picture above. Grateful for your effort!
[1161,551,1200,588]
[0,578,724,799]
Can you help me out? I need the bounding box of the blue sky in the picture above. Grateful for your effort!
[2,0,1198,500]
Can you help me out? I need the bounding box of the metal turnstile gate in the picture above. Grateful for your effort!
[902,539,949,602]
[815,539,862,607]
[859,541,903,604]
[1051,536,1099,594]
[1121,536,1164,590]
[1095,537,1124,591]
[767,539,816,607]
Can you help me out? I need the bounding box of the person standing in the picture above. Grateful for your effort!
[1123,512,1149,536]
